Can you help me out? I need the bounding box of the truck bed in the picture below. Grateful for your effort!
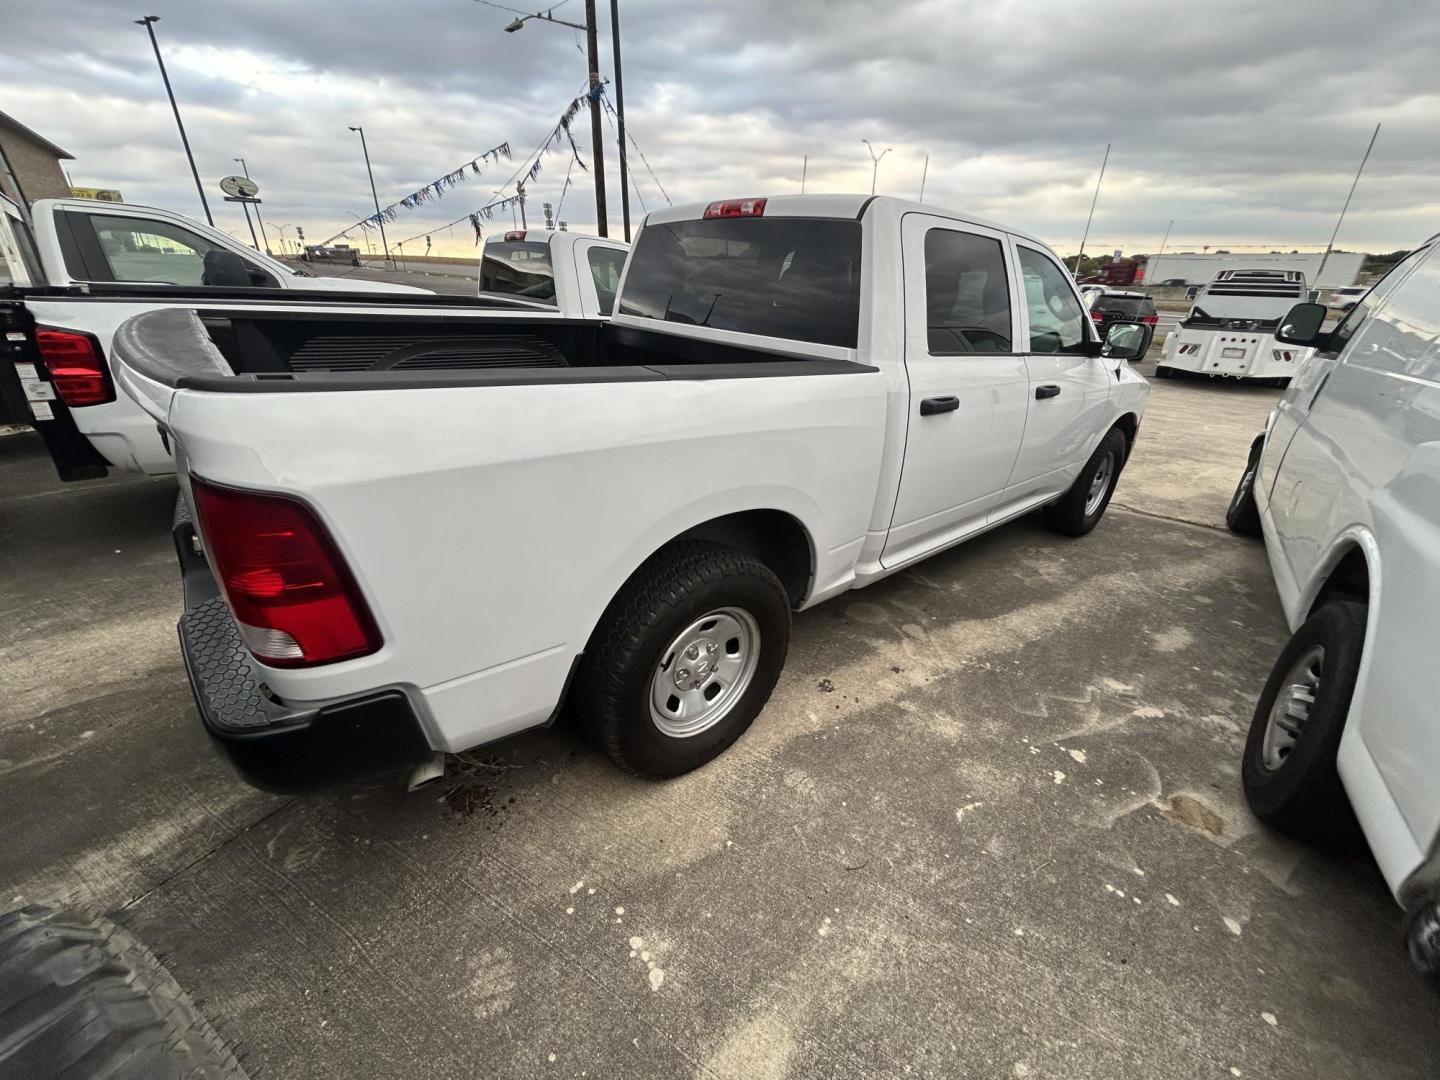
[116,307,870,394]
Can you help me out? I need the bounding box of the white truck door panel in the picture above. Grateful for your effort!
[1006,242,1112,502]
[882,215,1027,566]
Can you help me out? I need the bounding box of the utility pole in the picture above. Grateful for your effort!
[348,126,392,267]
[583,0,608,236]
[1316,122,1381,289]
[135,15,212,225]
[1075,142,1110,279]
[233,157,271,253]
[610,0,630,241]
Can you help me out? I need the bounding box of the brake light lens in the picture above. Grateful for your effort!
[504,230,527,241]
[1142,314,1159,326]
[36,329,113,407]
[703,198,766,219]
[189,479,381,667]
[1090,310,1105,322]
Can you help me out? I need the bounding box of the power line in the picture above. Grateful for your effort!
[600,93,670,206]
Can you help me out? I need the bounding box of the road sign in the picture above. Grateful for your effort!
[219,174,259,199]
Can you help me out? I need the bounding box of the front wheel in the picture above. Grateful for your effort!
[573,540,791,778]
[1043,427,1127,537]
[1241,602,1366,845]
[1226,443,1264,536]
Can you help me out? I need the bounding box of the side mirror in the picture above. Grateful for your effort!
[1276,302,1328,347]
[1101,321,1153,362]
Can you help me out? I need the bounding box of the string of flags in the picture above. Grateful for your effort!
[355,141,512,231]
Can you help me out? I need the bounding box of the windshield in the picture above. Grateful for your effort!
[480,240,556,303]
[618,217,862,348]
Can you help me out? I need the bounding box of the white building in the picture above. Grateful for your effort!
[1146,251,1365,290]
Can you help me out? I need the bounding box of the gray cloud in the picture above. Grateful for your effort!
[4,0,1438,256]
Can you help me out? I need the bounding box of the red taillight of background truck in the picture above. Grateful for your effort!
[1142,314,1159,326]
[189,478,382,667]
[35,329,114,407]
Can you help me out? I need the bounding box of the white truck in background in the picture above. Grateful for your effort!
[0,197,623,482]
[479,229,630,315]
[111,194,1153,793]
[1156,269,1314,384]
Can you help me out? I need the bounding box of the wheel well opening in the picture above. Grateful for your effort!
[674,510,814,607]
[1310,546,1370,616]
[1112,413,1139,460]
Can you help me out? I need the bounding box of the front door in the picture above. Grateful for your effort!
[881,215,1028,567]
[1004,242,1114,505]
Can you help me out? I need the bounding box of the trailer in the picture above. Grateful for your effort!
[1156,269,1312,384]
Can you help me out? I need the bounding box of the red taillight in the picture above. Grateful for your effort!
[1090,311,1105,322]
[703,198,766,219]
[1142,314,1159,326]
[189,479,381,667]
[36,329,113,407]
[504,230,527,241]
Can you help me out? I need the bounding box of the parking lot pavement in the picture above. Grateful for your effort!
[5,370,1440,1079]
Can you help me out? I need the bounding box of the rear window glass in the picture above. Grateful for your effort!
[618,217,862,348]
[1092,295,1153,316]
[480,241,555,303]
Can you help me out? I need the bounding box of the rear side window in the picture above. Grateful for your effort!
[1018,246,1086,353]
[480,241,555,303]
[923,229,1012,353]
[618,217,862,348]
[87,214,219,286]
[586,245,627,316]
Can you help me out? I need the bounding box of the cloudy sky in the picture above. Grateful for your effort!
[5,0,1439,257]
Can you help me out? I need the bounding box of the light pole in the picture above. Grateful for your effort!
[233,156,272,254]
[862,139,892,196]
[493,1,611,238]
[135,15,212,225]
[348,126,393,267]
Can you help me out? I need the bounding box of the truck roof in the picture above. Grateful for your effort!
[644,195,1052,251]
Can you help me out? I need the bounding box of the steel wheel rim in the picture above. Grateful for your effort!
[1262,645,1324,771]
[648,607,761,738]
[1085,452,1115,517]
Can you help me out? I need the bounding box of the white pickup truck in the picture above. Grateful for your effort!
[0,195,623,482]
[1156,269,1314,384]
[112,194,1152,792]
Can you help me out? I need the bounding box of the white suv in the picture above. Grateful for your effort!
[1326,284,1370,311]
[1225,234,1440,982]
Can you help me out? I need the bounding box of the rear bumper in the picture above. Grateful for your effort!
[173,501,434,793]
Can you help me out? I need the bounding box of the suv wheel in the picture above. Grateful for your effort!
[1043,428,1127,537]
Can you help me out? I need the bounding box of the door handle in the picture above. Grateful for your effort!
[919,395,960,416]
[1035,384,1062,400]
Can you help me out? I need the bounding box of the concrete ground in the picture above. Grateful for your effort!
[4,358,1440,1079]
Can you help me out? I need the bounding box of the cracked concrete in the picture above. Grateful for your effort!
[3,360,1439,1078]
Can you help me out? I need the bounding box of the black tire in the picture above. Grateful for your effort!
[573,540,791,778]
[1241,602,1366,845]
[0,906,247,1078]
[1404,900,1440,989]
[1043,427,1127,538]
[1226,442,1263,537]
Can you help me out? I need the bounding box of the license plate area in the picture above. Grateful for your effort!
[1222,347,1246,359]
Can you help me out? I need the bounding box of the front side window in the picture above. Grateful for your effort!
[618,217,862,349]
[1327,245,1431,355]
[586,245,627,316]
[88,215,219,286]
[1018,246,1086,353]
[1339,246,1440,380]
[480,241,556,303]
[923,229,1012,353]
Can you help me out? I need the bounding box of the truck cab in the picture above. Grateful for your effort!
[479,229,630,316]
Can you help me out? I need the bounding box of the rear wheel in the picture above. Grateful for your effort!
[1241,602,1366,845]
[1043,427,1127,537]
[573,540,791,778]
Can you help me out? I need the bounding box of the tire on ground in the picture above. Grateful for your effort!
[573,539,791,778]
[1043,427,1128,538]
[1241,601,1366,845]
[1225,445,1264,537]
[0,905,247,1079]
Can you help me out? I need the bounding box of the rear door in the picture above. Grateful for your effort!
[881,214,1027,565]
[1004,242,1113,504]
